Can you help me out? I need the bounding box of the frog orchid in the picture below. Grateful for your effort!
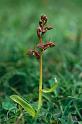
[10,15,58,118]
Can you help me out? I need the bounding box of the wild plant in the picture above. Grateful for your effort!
[10,15,58,118]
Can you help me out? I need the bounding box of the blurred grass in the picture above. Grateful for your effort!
[0,0,82,123]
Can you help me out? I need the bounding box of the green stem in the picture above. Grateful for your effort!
[38,52,43,110]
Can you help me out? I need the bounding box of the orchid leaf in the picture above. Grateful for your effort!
[43,79,58,93]
[10,95,36,117]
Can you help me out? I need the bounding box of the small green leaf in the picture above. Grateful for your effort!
[2,97,17,113]
[43,79,58,93]
[10,95,36,117]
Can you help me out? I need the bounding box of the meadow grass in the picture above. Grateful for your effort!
[0,0,82,123]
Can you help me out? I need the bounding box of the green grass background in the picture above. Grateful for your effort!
[0,0,82,123]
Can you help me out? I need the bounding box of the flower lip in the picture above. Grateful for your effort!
[27,49,40,59]
[45,41,55,47]
[37,42,55,51]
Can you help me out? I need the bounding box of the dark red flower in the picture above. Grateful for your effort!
[37,42,55,51]
[41,26,53,35]
[40,15,47,25]
[41,15,47,21]
[27,49,40,59]
[37,26,42,39]
[27,15,55,60]
[39,20,43,27]
[37,26,47,38]
[37,26,53,39]
[45,42,55,47]
[37,15,53,39]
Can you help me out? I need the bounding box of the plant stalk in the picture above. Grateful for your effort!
[38,52,43,110]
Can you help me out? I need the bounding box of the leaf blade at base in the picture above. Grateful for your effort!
[10,95,36,117]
